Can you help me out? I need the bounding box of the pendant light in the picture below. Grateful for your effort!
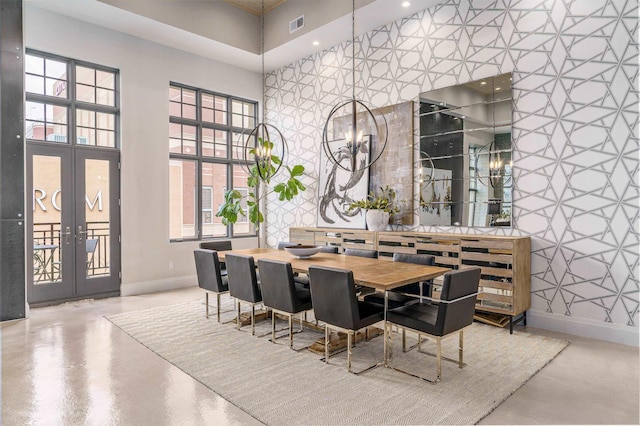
[321,0,387,173]
[239,0,287,183]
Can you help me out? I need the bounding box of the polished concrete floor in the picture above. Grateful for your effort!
[2,286,638,425]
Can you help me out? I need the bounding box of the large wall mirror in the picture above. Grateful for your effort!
[418,73,512,227]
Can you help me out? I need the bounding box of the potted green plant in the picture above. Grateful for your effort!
[216,137,306,229]
[348,185,401,231]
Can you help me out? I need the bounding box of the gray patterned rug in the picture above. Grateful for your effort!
[105,298,568,425]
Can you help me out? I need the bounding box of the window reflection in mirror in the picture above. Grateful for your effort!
[418,73,512,227]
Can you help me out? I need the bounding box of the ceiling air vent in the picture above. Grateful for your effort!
[289,15,304,33]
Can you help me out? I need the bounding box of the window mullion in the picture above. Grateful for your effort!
[69,60,77,146]
[169,82,257,241]
[196,89,202,239]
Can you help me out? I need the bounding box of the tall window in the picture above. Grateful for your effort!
[25,50,119,147]
[169,83,257,240]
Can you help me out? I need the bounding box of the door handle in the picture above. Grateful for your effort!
[78,226,88,243]
[60,226,72,245]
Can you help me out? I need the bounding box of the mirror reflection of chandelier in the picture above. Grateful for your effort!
[489,141,503,188]
[321,0,387,173]
[239,0,287,182]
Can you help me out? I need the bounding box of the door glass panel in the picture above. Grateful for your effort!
[85,159,110,278]
[32,155,62,284]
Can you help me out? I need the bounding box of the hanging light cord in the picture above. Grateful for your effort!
[262,0,266,125]
[352,0,355,101]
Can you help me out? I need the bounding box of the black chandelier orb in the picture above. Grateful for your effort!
[320,0,388,174]
[240,122,287,183]
[321,98,388,173]
[240,0,289,184]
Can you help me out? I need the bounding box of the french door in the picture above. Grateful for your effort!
[27,144,121,304]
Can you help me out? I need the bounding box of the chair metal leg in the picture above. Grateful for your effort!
[271,311,276,343]
[216,293,221,322]
[251,304,256,336]
[384,321,391,365]
[289,315,294,348]
[347,331,353,372]
[436,337,442,382]
[205,293,209,318]
[324,326,330,364]
[402,328,407,352]
[236,300,241,330]
[459,329,464,368]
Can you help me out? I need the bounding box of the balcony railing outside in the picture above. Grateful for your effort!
[33,221,110,283]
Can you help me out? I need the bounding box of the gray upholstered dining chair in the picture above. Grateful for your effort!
[318,245,339,254]
[277,241,312,286]
[308,265,385,373]
[343,248,378,295]
[199,240,232,274]
[257,259,313,349]
[193,249,229,321]
[225,254,263,335]
[364,253,435,309]
[343,248,378,258]
[384,267,481,383]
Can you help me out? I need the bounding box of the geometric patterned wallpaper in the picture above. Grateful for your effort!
[264,0,639,330]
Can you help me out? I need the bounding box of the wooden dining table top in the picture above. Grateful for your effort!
[218,248,450,291]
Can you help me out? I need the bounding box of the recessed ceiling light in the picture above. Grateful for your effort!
[312,41,319,46]
[402,1,411,7]
[480,81,487,85]
[495,87,501,91]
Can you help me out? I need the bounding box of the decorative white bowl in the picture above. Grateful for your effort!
[284,245,322,259]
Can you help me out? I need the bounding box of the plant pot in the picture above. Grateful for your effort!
[365,210,390,231]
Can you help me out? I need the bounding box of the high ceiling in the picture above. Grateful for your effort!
[24,0,444,72]
[224,0,288,16]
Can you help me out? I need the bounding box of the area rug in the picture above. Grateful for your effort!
[105,298,568,425]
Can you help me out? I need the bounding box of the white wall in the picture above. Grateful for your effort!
[24,5,262,295]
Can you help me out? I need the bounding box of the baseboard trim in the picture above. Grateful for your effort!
[121,275,197,296]
[527,309,639,347]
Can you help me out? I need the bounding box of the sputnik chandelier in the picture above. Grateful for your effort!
[321,0,387,173]
[239,0,287,182]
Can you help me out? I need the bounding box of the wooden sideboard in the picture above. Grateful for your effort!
[289,227,531,332]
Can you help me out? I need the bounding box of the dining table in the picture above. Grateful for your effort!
[217,247,450,292]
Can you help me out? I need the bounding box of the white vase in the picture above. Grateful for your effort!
[365,210,390,231]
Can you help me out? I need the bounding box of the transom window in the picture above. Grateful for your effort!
[168,82,257,241]
[25,50,119,148]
